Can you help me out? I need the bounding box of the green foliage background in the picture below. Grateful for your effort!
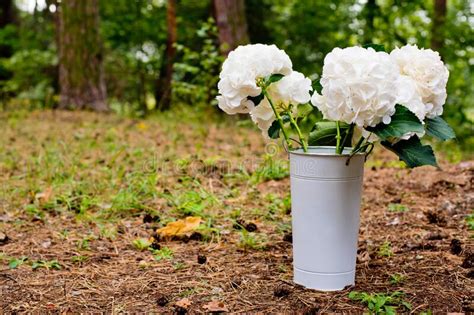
[0,0,472,151]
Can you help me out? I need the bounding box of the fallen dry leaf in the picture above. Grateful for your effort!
[156,216,202,238]
[175,297,192,309]
[35,187,53,204]
[203,300,228,312]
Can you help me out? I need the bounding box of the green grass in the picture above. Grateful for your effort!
[378,241,394,258]
[387,203,409,213]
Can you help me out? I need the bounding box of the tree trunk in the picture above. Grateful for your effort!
[58,0,108,111]
[0,0,15,28]
[363,0,377,44]
[213,0,249,55]
[155,0,177,111]
[431,0,447,53]
[0,0,16,58]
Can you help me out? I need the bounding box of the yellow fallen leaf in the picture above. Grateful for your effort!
[203,300,228,312]
[35,187,53,204]
[175,297,192,309]
[157,216,202,237]
[136,122,148,130]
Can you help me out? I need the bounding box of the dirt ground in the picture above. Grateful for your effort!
[0,110,472,313]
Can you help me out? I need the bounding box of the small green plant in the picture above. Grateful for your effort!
[389,273,406,285]
[99,225,117,240]
[71,255,88,264]
[24,204,44,220]
[238,229,267,250]
[76,234,96,251]
[163,188,219,218]
[31,259,61,270]
[8,256,28,269]
[378,241,394,257]
[150,246,174,261]
[132,238,152,251]
[387,203,409,213]
[466,213,474,230]
[348,291,412,314]
[251,156,289,183]
[173,261,187,270]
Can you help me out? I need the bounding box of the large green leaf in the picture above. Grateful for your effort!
[425,116,456,141]
[366,105,424,140]
[382,136,437,168]
[308,121,352,146]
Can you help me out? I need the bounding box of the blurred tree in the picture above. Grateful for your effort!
[0,0,16,31]
[245,0,272,44]
[431,0,447,53]
[213,0,249,55]
[58,0,107,111]
[362,0,380,44]
[0,0,16,81]
[155,0,177,111]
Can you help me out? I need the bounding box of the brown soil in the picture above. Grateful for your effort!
[0,110,472,313]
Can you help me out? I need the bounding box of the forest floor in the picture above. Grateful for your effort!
[0,110,472,313]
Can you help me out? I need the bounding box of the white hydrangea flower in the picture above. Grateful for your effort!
[311,46,399,128]
[390,44,449,118]
[396,75,425,121]
[267,71,312,107]
[250,98,275,138]
[249,71,312,138]
[216,44,292,115]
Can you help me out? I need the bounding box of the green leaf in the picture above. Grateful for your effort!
[366,105,424,140]
[425,116,455,141]
[296,103,314,118]
[308,121,352,146]
[363,43,386,52]
[248,93,264,105]
[312,79,322,94]
[8,256,27,269]
[267,120,280,139]
[265,73,284,85]
[382,136,437,168]
[267,114,290,139]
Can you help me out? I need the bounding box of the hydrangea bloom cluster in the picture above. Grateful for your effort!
[390,44,449,119]
[250,71,312,137]
[310,46,399,128]
[216,44,292,114]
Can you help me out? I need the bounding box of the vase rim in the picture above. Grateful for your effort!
[289,146,366,157]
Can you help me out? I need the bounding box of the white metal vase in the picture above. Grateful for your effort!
[289,146,365,291]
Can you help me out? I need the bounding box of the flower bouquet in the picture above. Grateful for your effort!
[216,44,455,291]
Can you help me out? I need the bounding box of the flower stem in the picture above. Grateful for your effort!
[288,108,308,152]
[351,136,365,154]
[335,121,342,154]
[341,123,354,152]
[263,90,292,150]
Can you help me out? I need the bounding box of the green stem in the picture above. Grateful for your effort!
[288,108,308,152]
[335,121,342,154]
[351,136,365,153]
[341,123,354,152]
[263,90,291,150]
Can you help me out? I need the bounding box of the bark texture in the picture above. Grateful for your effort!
[155,0,177,111]
[431,0,447,53]
[58,0,108,111]
[213,0,249,55]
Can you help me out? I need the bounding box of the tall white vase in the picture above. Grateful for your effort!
[289,146,365,291]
